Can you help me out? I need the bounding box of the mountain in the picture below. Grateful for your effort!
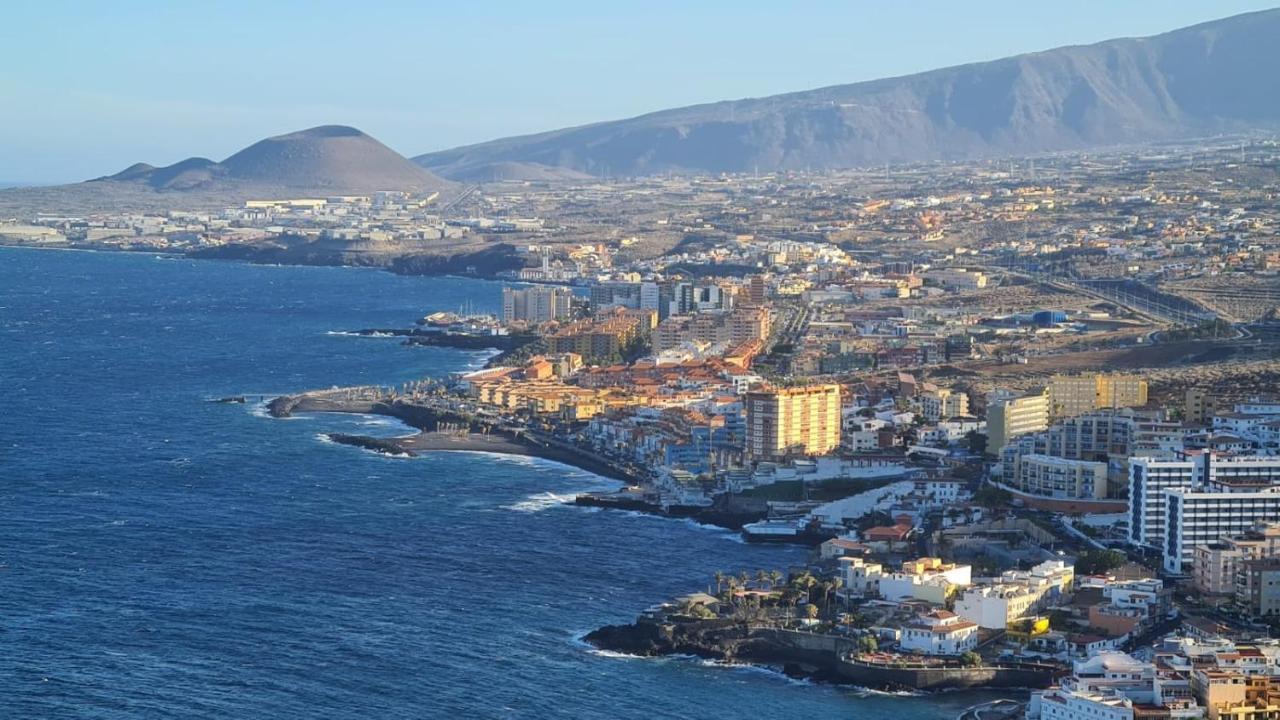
[416,9,1280,177]
[432,160,595,183]
[99,125,449,193]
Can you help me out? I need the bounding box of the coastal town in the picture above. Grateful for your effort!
[15,137,1280,719]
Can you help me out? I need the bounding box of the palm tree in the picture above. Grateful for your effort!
[769,570,783,590]
[756,569,771,590]
[713,571,725,597]
[827,578,844,617]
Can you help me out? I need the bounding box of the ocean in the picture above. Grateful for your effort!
[0,248,1014,718]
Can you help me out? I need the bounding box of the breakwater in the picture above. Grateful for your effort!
[573,491,767,530]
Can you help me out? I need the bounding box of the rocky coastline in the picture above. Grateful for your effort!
[265,390,769,530]
[585,617,1062,692]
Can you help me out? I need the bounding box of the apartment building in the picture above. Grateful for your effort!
[1047,373,1149,419]
[1186,388,1218,425]
[1006,454,1109,500]
[1164,483,1280,575]
[1237,560,1280,618]
[987,390,1050,455]
[1193,523,1280,596]
[954,560,1074,629]
[502,285,572,324]
[920,387,969,422]
[652,306,770,353]
[1130,454,1280,565]
[745,384,842,459]
[546,307,654,363]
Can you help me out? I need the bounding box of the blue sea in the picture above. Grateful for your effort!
[0,248,1014,718]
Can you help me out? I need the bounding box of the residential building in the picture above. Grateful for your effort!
[745,384,841,459]
[1186,388,1218,425]
[545,307,653,363]
[1237,560,1280,618]
[1192,668,1280,719]
[1193,523,1280,596]
[502,285,572,324]
[1048,373,1149,419]
[1164,485,1280,574]
[899,610,979,656]
[955,584,1040,629]
[920,387,969,422]
[1028,652,1202,720]
[987,390,1050,455]
[1128,454,1280,572]
[1006,454,1109,500]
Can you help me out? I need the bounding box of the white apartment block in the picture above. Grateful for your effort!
[1130,454,1280,571]
[1163,484,1280,574]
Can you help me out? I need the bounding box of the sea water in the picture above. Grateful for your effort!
[0,248,1016,718]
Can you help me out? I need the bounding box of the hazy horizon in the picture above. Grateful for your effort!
[3,0,1277,184]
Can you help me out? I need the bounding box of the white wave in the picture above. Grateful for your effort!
[698,659,813,685]
[325,330,397,338]
[502,491,576,513]
[609,510,745,541]
[314,433,336,445]
[589,648,651,660]
[846,685,925,698]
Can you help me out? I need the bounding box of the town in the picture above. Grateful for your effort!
[13,137,1280,719]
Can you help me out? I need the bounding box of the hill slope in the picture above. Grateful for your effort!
[415,9,1280,176]
[100,125,449,193]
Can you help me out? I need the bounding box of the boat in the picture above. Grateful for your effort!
[740,519,802,543]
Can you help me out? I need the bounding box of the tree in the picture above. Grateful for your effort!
[974,483,1012,508]
[959,651,982,667]
[713,571,726,597]
[965,430,988,455]
[1075,549,1127,576]
[857,635,878,654]
[804,604,819,621]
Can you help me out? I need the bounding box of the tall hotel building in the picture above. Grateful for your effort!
[745,384,842,460]
[1128,454,1280,574]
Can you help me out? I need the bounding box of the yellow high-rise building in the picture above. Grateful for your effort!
[746,384,842,459]
[1047,373,1149,418]
[987,390,1050,456]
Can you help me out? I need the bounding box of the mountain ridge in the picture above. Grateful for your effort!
[415,8,1280,177]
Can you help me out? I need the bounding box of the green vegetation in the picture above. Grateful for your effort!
[965,430,988,455]
[959,651,982,667]
[973,484,1012,508]
[1074,549,1127,576]
[1164,318,1234,342]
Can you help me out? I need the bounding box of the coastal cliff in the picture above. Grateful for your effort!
[189,239,526,279]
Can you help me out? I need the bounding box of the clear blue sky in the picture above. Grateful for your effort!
[2,0,1276,183]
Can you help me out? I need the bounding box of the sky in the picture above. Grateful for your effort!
[2,0,1277,183]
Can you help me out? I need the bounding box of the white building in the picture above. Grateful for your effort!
[1027,652,1202,720]
[955,583,1039,630]
[1129,454,1280,573]
[1163,484,1280,574]
[898,610,978,656]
